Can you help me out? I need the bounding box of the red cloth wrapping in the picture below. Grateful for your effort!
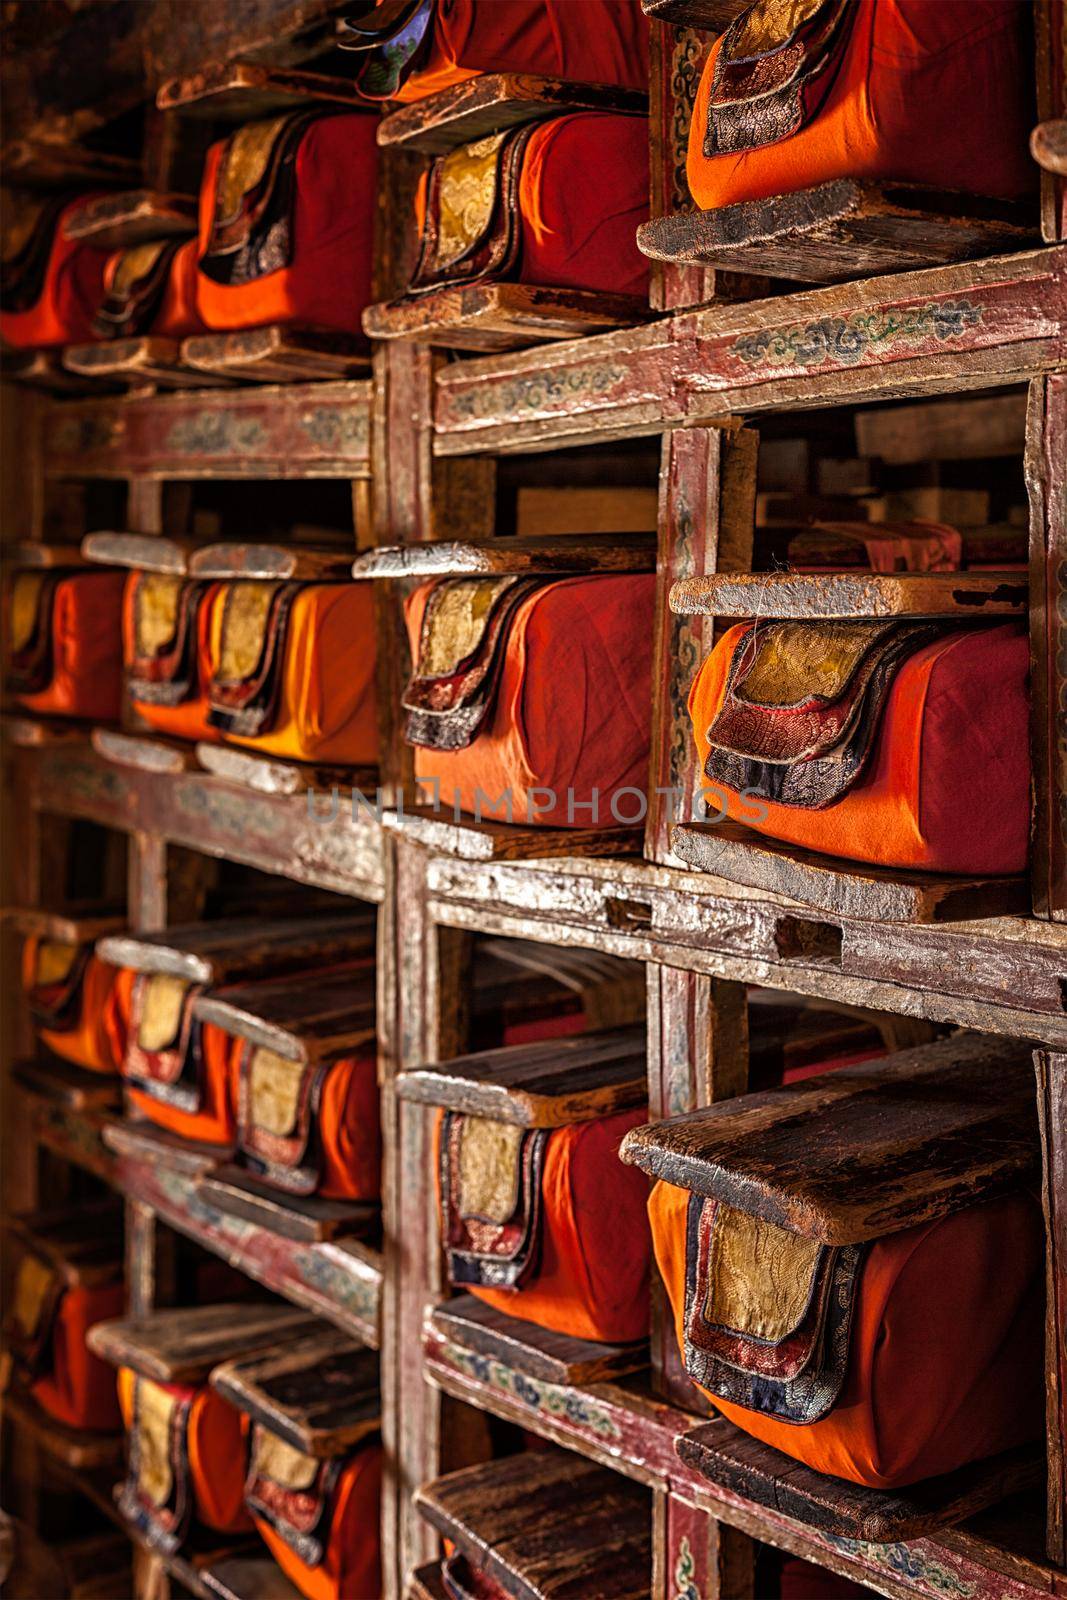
[194,115,378,336]
[252,1443,382,1600]
[687,0,1035,212]
[688,622,1030,875]
[0,197,109,349]
[405,575,654,829]
[8,571,125,721]
[32,1281,125,1433]
[650,1184,1045,1489]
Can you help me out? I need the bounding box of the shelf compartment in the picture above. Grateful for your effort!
[620,1032,1036,1244]
[377,73,648,155]
[351,532,655,579]
[157,60,371,121]
[669,569,1028,620]
[210,1325,379,1456]
[363,284,649,354]
[181,326,370,385]
[414,1448,652,1600]
[637,181,1037,286]
[430,1295,647,1388]
[677,1418,1044,1544]
[671,820,1030,926]
[62,190,197,249]
[397,1022,646,1126]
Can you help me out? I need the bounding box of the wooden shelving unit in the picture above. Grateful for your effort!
[2,3,1065,1600]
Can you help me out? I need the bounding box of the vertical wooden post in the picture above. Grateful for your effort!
[1026,375,1067,919]
[1036,1051,1067,1567]
[1036,0,1067,243]
[654,1494,755,1600]
[648,23,714,313]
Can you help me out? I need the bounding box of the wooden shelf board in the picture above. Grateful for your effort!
[81,532,196,575]
[8,541,91,570]
[117,1503,255,1600]
[92,727,200,775]
[671,821,1031,926]
[199,1165,379,1245]
[351,532,655,579]
[62,190,196,249]
[383,805,642,862]
[97,910,375,987]
[63,338,230,390]
[25,1095,119,1187]
[187,541,356,580]
[669,569,1028,618]
[2,349,115,395]
[397,1023,646,1125]
[13,1057,121,1112]
[638,180,1038,285]
[677,1419,1044,1544]
[181,326,370,384]
[377,73,647,154]
[364,284,649,353]
[5,1200,124,1283]
[193,740,378,799]
[87,1301,318,1384]
[191,963,375,1064]
[202,1557,306,1600]
[0,139,139,190]
[3,903,123,941]
[157,60,372,119]
[1,715,92,748]
[210,1326,379,1456]
[620,1031,1037,1243]
[3,1381,122,1471]
[104,1118,232,1179]
[429,1295,648,1387]
[640,0,751,24]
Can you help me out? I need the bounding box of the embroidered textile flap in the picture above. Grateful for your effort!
[410,125,533,294]
[733,620,890,708]
[337,0,435,99]
[706,0,855,157]
[252,1425,318,1491]
[456,1117,525,1225]
[10,573,45,656]
[705,1202,822,1341]
[248,1047,305,1139]
[416,577,518,681]
[12,1253,56,1341]
[35,939,79,988]
[431,133,511,276]
[214,116,292,235]
[134,574,183,660]
[137,975,191,1053]
[217,582,280,685]
[136,1378,178,1507]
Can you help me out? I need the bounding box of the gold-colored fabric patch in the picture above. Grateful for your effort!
[252,1426,318,1490]
[12,1254,54,1338]
[137,975,189,1053]
[218,582,279,683]
[35,939,78,988]
[111,241,169,297]
[418,577,515,679]
[728,0,827,57]
[456,1117,524,1224]
[249,1048,303,1137]
[432,132,509,273]
[736,621,888,707]
[134,574,183,659]
[136,1379,176,1507]
[215,116,291,225]
[10,573,44,655]
[705,1204,822,1341]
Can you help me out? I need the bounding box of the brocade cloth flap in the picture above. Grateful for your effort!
[5,1251,64,1380]
[207,580,301,738]
[119,1376,193,1552]
[93,239,182,339]
[128,575,207,707]
[409,124,535,295]
[27,938,92,1033]
[1,194,68,313]
[124,973,207,1114]
[200,112,321,287]
[236,1043,326,1196]
[245,1422,341,1568]
[6,572,60,695]
[441,1111,547,1290]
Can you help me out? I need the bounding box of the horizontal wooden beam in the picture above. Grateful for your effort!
[670,570,1027,619]
[351,532,655,578]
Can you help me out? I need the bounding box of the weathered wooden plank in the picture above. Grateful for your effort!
[98,912,374,986]
[63,339,228,391]
[4,905,123,942]
[365,284,649,353]
[188,542,356,580]
[193,742,378,799]
[397,1023,646,1125]
[671,822,1031,926]
[377,74,647,154]
[670,569,1027,618]
[0,140,138,189]
[81,532,196,574]
[202,1557,305,1600]
[1026,374,1067,919]
[105,1118,230,1178]
[91,729,199,776]
[429,1295,647,1387]
[157,59,370,119]
[181,326,370,385]
[351,532,655,578]
[6,541,91,570]
[855,392,1028,462]
[193,965,376,1064]
[13,1058,121,1111]
[1035,1051,1067,1565]
[382,805,642,862]
[414,1450,652,1600]
[62,190,196,248]
[641,0,752,25]
[211,1329,379,1456]
[87,1302,318,1383]
[199,1166,379,1244]
[5,1200,123,1286]
[620,1033,1037,1242]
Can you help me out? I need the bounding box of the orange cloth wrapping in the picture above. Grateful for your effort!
[252,1443,382,1600]
[8,571,125,720]
[207,582,378,764]
[31,1281,125,1433]
[312,1051,381,1201]
[382,0,649,100]
[122,574,223,744]
[688,622,1030,875]
[437,1107,651,1344]
[118,1368,252,1533]
[650,1182,1044,1488]
[0,197,109,349]
[106,969,239,1147]
[22,936,122,1074]
[405,576,654,828]
[687,0,1035,212]
[194,114,378,336]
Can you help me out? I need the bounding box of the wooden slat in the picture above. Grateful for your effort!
[97,912,375,986]
[377,74,647,154]
[86,1301,318,1383]
[13,1057,122,1111]
[641,0,749,22]
[669,569,1028,618]
[671,821,1030,926]
[104,1119,231,1178]
[202,1557,306,1600]
[187,542,358,580]
[3,1382,123,1471]
[193,741,378,799]
[678,1419,1044,1543]
[364,284,649,353]
[2,349,111,396]
[619,1032,1037,1243]
[211,1327,379,1455]
[414,1449,652,1600]
[180,326,370,385]
[91,729,200,776]
[199,1166,379,1244]
[4,905,124,942]
[62,190,196,249]
[382,805,643,862]
[157,60,371,119]
[351,532,655,579]
[192,965,376,1064]
[81,532,197,575]
[638,180,1036,285]
[429,1295,648,1387]
[63,339,226,391]
[397,1023,646,1125]
[1035,1051,1067,1564]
